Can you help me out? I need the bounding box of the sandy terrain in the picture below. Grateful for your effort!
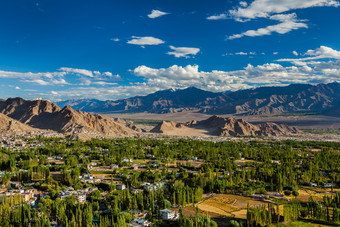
[155,126,211,137]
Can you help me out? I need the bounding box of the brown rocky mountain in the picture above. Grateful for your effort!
[188,116,300,136]
[0,98,138,139]
[0,113,40,135]
[150,121,186,133]
[0,97,61,123]
[57,82,340,116]
[151,116,300,137]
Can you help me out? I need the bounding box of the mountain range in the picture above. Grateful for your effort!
[0,97,301,139]
[0,98,138,139]
[57,83,340,116]
[151,116,300,137]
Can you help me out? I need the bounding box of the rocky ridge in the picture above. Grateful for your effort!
[150,121,186,133]
[151,115,300,137]
[57,83,340,116]
[0,113,41,135]
[0,98,138,139]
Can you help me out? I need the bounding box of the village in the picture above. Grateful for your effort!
[0,136,339,226]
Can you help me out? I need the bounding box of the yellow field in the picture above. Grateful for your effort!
[285,188,339,202]
[196,194,270,219]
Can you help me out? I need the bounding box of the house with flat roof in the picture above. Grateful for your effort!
[160,209,178,220]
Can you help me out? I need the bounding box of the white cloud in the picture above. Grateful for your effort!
[3,45,340,101]
[92,81,118,86]
[207,13,227,20]
[111,38,120,42]
[227,13,308,39]
[235,52,248,55]
[305,45,340,59]
[127,36,165,46]
[0,70,65,79]
[15,86,20,90]
[167,45,200,58]
[26,79,50,86]
[226,1,339,39]
[293,51,299,56]
[240,1,248,7]
[59,67,94,77]
[147,10,169,19]
[278,46,340,64]
[229,0,339,20]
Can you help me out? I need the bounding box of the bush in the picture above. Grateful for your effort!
[292,190,299,197]
[284,190,292,196]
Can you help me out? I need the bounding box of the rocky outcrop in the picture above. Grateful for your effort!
[150,121,186,133]
[188,116,300,137]
[0,98,138,139]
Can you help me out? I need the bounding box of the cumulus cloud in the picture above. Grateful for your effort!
[147,10,169,19]
[240,1,248,7]
[127,36,165,47]
[227,13,308,39]
[59,67,94,77]
[225,1,339,39]
[207,13,228,20]
[167,46,200,58]
[229,0,339,20]
[293,51,299,56]
[58,67,120,82]
[277,46,340,64]
[3,46,340,101]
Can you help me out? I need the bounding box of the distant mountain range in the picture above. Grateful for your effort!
[0,97,300,139]
[57,83,340,116]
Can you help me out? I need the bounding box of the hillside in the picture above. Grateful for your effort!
[57,83,340,116]
[151,116,300,137]
[0,113,40,135]
[0,98,138,139]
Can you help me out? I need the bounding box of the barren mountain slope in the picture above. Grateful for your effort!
[0,98,138,139]
[0,113,40,135]
[151,115,300,137]
[189,116,300,136]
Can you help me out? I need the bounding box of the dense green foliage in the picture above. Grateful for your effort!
[0,137,339,226]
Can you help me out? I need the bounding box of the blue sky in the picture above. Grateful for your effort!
[1,0,340,101]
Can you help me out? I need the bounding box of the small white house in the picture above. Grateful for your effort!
[160,209,177,220]
[308,182,317,187]
[116,184,126,190]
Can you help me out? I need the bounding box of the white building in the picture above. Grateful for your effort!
[77,194,86,203]
[131,218,151,226]
[160,209,178,220]
[116,184,126,190]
